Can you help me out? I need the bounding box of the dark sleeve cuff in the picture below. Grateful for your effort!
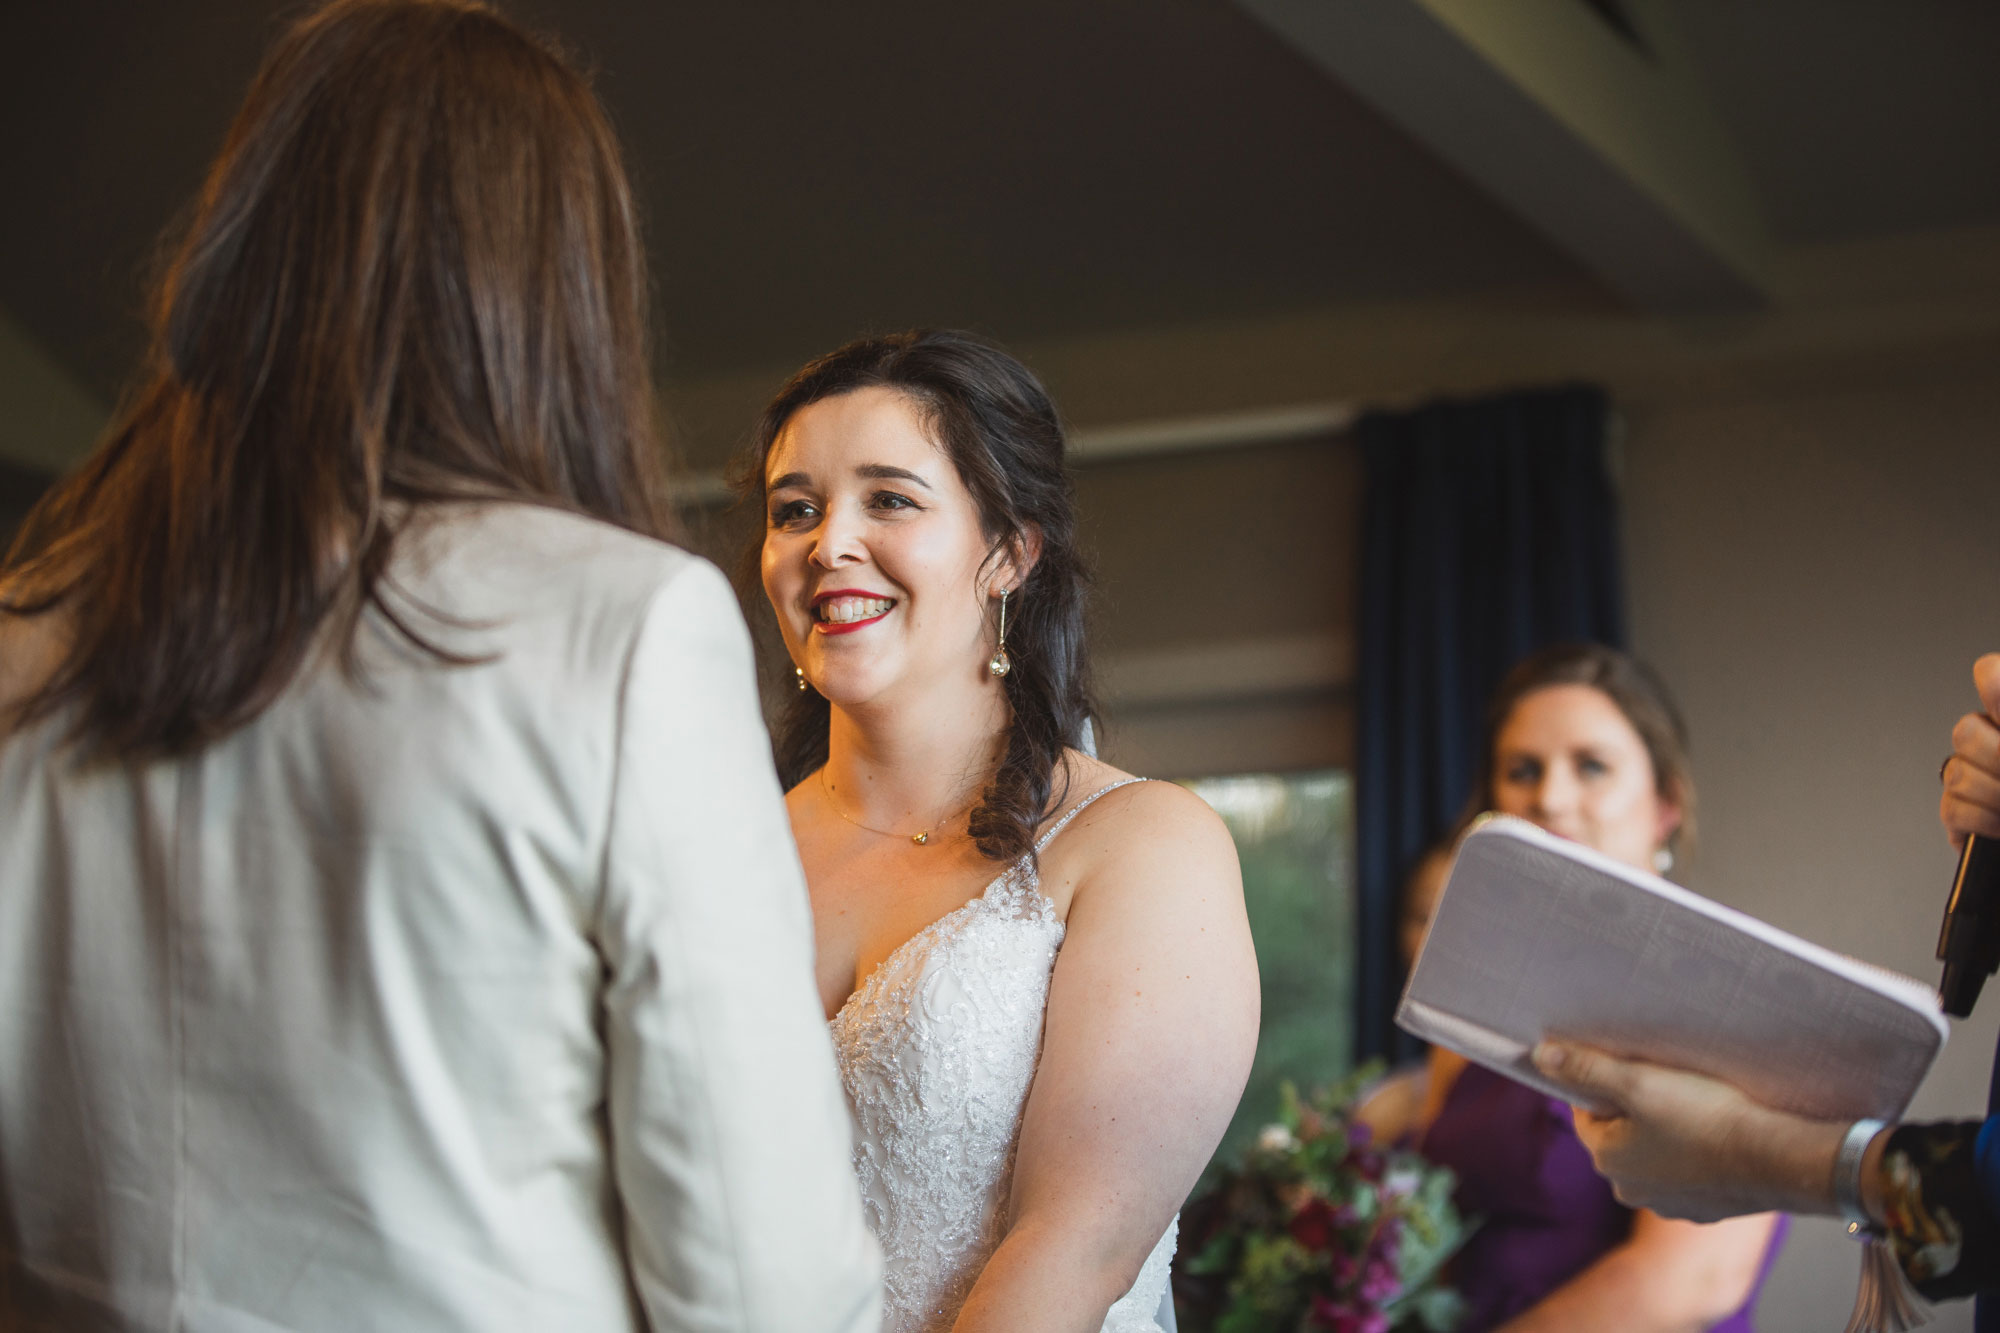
[1880,1119,2000,1301]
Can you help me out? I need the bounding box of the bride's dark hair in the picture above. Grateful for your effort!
[746,329,1096,864]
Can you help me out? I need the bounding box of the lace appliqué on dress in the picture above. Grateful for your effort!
[829,780,1177,1333]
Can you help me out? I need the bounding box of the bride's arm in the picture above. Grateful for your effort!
[951,781,1260,1333]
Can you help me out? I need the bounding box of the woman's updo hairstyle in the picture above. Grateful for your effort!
[1473,641,1698,857]
[748,329,1096,865]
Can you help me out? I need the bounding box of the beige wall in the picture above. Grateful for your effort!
[1078,435,1358,777]
[1623,368,2000,1331]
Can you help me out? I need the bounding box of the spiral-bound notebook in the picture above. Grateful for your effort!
[1397,815,1950,1121]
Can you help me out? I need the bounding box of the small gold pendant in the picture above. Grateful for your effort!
[910,831,930,846]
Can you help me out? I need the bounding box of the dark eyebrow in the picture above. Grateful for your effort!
[766,463,934,494]
[857,464,933,491]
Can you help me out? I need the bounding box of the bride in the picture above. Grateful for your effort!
[752,330,1261,1332]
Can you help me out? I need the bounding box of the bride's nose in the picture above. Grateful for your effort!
[810,504,867,569]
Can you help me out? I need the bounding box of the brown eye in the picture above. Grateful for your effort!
[769,499,818,527]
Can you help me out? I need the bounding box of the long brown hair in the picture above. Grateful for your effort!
[0,0,674,758]
[1474,642,1698,856]
[746,330,1097,865]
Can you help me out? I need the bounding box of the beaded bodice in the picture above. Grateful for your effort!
[829,780,1176,1333]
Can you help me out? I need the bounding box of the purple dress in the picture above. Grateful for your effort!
[1420,1063,1788,1332]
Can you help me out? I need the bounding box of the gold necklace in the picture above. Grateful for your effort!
[818,767,981,847]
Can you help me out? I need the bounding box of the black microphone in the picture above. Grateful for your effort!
[1937,833,2000,1017]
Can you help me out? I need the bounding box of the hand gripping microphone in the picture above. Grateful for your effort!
[1937,833,2000,1017]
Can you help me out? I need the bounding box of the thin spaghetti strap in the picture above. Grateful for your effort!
[1034,777,1149,855]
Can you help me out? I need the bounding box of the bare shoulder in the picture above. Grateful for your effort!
[1042,752,1240,911]
[1048,750,1228,838]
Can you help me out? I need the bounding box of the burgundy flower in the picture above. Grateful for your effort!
[1290,1197,1341,1252]
[1307,1296,1355,1331]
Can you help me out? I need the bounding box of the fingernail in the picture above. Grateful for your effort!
[1532,1042,1565,1074]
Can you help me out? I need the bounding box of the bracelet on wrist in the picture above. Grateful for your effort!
[1832,1117,1886,1230]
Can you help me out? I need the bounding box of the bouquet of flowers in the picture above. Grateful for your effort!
[1174,1065,1472,1333]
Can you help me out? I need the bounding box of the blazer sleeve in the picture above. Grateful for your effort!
[595,558,882,1333]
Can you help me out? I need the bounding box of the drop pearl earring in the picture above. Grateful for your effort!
[987,588,1012,678]
[795,665,809,692]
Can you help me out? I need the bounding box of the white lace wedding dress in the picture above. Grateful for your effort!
[830,779,1177,1333]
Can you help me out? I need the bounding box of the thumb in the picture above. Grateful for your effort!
[1976,653,2000,723]
[1532,1039,1632,1113]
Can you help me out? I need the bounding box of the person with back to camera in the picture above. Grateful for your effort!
[0,3,879,1329]
[1536,651,2000,1312]
[748,329,1262,1332]
[1414,643,1788,1332]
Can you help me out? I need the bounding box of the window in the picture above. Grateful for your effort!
[1180,768,1355,1162]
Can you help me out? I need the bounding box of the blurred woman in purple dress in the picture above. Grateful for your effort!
[1363,644,1787,1332]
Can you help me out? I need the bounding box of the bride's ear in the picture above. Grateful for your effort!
[991,525,1044,593]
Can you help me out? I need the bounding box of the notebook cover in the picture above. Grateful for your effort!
[1397,814,1949,1122]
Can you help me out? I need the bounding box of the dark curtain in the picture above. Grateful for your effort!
[1354,384,1624,1063]
[1983,1036,1998,1331]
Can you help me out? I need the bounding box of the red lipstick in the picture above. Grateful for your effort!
[811,588,896,636]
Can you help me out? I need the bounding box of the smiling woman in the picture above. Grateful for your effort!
[742,329,1261,1333]
[750,330,1095,864]
[763,388,1011,727]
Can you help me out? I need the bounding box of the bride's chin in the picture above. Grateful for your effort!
[815,662,954,717]
[806,666,888,710]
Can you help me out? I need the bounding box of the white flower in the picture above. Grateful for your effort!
[1257,1124,1298,1154]
[1383,1167,1421,1199]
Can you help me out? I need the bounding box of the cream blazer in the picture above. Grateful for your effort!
[0,504,881,1332]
